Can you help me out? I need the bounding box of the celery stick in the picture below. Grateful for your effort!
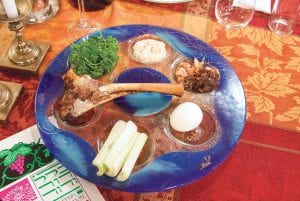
[93,120,126,175]
[104,121,137,175]
[116,133,148,181]
[105,132,139,177]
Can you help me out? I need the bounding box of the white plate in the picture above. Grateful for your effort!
[144,0,191,3]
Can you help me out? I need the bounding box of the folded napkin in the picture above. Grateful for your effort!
[233,0,271,14]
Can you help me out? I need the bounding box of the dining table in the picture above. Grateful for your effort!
[0,0,299,200]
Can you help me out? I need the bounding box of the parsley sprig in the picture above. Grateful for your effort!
[69,35,119,78]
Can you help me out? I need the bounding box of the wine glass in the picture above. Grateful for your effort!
[215,0,256,29]
[67,0,101,40]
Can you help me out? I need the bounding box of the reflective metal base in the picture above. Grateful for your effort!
[0,84,13,111]
[8,41,41,65]
[0,41,50,74]
[0,81,22,123]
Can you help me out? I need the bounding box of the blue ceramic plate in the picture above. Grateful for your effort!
[113,67,172,116]
[35,25,246,192]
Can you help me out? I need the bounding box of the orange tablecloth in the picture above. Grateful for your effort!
[0,0,299,200]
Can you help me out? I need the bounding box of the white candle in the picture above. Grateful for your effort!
[2,0,19,19]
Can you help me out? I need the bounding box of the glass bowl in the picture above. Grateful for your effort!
[215,0,255,29]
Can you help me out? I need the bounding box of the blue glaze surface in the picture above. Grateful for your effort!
[35,25,246,192]
[113,67,172,116]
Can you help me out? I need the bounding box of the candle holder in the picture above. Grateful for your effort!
[0,0,50,74]
[0,83,12,111]
[0,81,22,123]
[25,0,60,24]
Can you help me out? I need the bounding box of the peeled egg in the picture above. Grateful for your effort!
[170,102,203,132]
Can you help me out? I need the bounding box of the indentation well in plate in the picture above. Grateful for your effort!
[163,105,220,150]
[169,56,221,93]
[113,67,173,116]
[100,120,156,171]
[127,34,176,68]
[53,102,103,129]
[160,96,221,151]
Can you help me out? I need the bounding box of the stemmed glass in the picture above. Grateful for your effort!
[215,0,256,29]
[67,0,101,40]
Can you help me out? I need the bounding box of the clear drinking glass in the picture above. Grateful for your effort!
[268,0,300,35]
[67,0,101,40]
[215,0,256,29]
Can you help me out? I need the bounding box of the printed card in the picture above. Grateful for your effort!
[0,123,105,201]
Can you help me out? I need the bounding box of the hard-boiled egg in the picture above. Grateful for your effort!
[170,102,203,132]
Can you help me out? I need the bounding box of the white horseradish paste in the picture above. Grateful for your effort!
[132,39,167,63]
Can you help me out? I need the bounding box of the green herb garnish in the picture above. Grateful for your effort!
[69,35,119,78]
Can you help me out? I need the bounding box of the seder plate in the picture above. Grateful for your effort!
[35,24,246,192]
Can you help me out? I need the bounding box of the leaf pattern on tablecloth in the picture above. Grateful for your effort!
[214,46,235,62]
[247,72,296,97]
[238,44,260,57]
[286,46,300,72]
[275,96,300,123]
[207,23,222,41]
[99,188,133,201]
[238,58,260,68]
[0,71,38,136]
[17,90,36,122]
[208,21,300,131]
[263,58,283,70]
[246,94,275,113]
[275,106,300,121]
[226,28,285,55]
[186,0,211,16]
[138,190,176,201]
[286,58,300,72]
[281,36,297,45]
